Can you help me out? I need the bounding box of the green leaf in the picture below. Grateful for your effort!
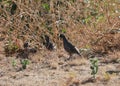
[90,58,99,78]
[21,59,30,69]
[42,3,50,11]
[61,28,66,33]
[12,59,16,67]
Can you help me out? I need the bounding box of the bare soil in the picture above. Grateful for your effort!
[0,41,120,86]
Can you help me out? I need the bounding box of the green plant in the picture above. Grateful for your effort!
[61,28,66,33]
[90,58,99,79]
[21,59,30,69]
[12,59,16,67]
[42,3,50,12]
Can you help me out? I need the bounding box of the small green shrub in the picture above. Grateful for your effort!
[12,59,16,67]
[61,28,66,33]
[42,3,50,12]
[21,59,30,69]
[90,58,99,79]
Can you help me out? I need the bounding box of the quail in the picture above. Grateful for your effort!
[16,49,29,59]
[17,42,37,59]
[59,34,80,59]
[23,42,29,49]
[17,42,29,59]
[11,2,17,15]
[43,35,55,50]
[29,48,37,53]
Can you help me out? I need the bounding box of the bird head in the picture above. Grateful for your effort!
[59,34,65,39]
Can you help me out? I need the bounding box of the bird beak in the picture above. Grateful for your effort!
[58,34,60,37]
[57,34,61,39]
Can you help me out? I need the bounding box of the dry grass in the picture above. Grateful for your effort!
[0,0,120,56]
[0,0,120,85]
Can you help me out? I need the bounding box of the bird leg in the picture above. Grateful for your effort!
[66,53,72,61]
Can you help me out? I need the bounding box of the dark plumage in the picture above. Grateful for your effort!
[16,49,29,59]
[29,48,37,53]
[11,2,17,15]
[23,42,29,48]
[44,35,55,50]
[60,34,80,58]
[17,47,37,59]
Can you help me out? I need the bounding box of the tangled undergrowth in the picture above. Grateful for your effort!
[0,0,120,57]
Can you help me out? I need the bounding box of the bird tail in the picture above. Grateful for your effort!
[78,52,81,56]
[75,47,81,56]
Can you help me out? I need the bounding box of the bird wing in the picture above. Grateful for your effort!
[67,41,80,55]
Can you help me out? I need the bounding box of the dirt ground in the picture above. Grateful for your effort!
[0,0,120,85]
[0,42,120,86]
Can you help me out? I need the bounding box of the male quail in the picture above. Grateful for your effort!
[23,42,29,49]
[17,42,29,59]
[43,35,55,50]
[59,34,80,59]
[11,2,17,15]
[29,48,37,53]
[17,42,37,59]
